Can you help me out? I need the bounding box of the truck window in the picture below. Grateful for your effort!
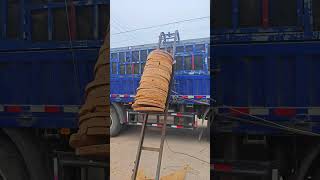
[76,6,94,40]
[112,62,117,74]
[270,0,297,27]
[148,49,155,55]
[134,63,139,74]
[8,0,21,39]
[195,44,205,52]
[141,62,146,72]
[119,52,125,63]
[175,56,183,71]
[176,46,184,53]
[140,50,147,61]
[126,64,132,74]
[186,45,193,53]
[120,64,125,74]
[125,52,131,62]
[53,8,69,41]
[194,55,203,70]
[212,0,232,28]
[184,56,192,70]
[132,51,139,62]
[111,53,118,60]
[31,10,48,41]
[314,0,320,31]
[239,0,261,27]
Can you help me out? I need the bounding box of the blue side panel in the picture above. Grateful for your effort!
[0,49,97,105]
[173,75,210,96]
[212,42,320,134]
[213,42,320,107]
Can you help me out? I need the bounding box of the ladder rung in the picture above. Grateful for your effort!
[142,146,160,152]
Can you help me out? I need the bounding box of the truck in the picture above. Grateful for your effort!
[110,37,210,136]
[211,0,320,180]
[0,0,108,179]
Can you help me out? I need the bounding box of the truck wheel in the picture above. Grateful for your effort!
[110,106,122,137]
[0,136,28,180]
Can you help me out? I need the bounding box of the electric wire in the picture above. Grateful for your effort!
[111,16,210,35]
[64,0,81,103]
[165,138,210,164]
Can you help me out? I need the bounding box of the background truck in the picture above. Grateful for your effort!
[110,37,210,136]
[211,0,320,180]
[0,0,108,179]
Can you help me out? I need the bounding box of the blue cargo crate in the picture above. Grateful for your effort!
[110,38,210,105]
[0,0,109,128]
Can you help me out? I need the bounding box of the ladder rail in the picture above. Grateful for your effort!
[131,30,180,180]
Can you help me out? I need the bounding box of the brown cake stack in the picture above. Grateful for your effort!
[69,33,109,157]
[132,49,173,112]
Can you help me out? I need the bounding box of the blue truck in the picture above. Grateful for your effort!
[212,0,320,180]
[0,1,108,179]
[110,37,210,136]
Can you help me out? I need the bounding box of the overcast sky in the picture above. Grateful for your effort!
[110,0,210,48]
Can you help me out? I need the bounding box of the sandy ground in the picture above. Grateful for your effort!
[110,126,210,180]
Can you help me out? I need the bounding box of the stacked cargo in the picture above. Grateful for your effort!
[132,49,173,112]
[69,33,109,157]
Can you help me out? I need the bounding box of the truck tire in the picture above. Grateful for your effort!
[110,105,121,137]
[0,136,28,180]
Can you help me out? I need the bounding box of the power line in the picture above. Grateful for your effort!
[111,16,210,35]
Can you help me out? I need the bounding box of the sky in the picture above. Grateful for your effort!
[110,0,210,48]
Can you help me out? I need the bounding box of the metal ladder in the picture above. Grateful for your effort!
[131,30,180,180]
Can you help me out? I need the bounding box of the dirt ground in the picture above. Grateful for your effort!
[110,126,210,180]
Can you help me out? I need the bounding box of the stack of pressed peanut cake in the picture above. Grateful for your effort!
[69,33,109,157]
[132,49,173,112]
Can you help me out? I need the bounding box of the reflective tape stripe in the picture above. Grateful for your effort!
[2,105,79,113]
[171,125,183,129]
[130,95,135,98]
[249,108,269,115]
[218,107,320,116]
[45,106,60,113]
[6,106,22,112]
[308,108,320,116]
[187,96,194,99]
[64,106,79,113]
[119,95,125,98]
[0,105,4,112]
[30,105,45,112]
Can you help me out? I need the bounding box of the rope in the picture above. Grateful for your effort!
[64,0,81,104]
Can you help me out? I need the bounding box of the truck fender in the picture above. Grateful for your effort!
[2,128,49,180]
[296,143,320,180]
[111,102,125,124]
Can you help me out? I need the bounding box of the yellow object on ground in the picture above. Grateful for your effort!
[136,166,191,180]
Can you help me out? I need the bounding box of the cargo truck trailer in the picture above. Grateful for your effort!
[212,0,320,180]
